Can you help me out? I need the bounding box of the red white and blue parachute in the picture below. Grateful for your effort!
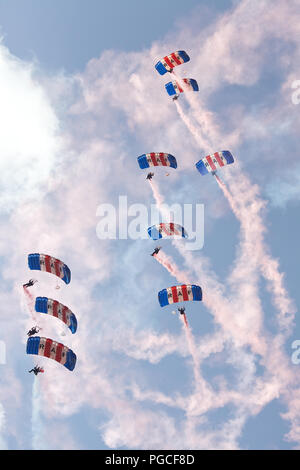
[137,153,177,170]
[165,79,198,97]
[155,51,190,75]
[196,151,234,175]
[26,336,76,371]
[28,254,71,284]
[158,284,202,307]
[35,297,77,334]
[148,223,188,240]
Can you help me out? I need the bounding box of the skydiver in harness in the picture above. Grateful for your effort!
[151,247,162,257]
[27,326,41,337]
[28,365,44,376]
[23,279,37,288]
[146,172,154,180]
[178,307,186,315]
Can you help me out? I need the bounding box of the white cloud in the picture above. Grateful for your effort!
[0,42,64,211]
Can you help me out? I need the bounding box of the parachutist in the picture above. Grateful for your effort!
[23,279,37,288]
[27,326,41,337]
[151,247,162,257]
[178,307,186,315]
[146,172,154,180]
[28,366,44,376]
[172,95,179,101]
[27,336,77,371]
[158,284,202,307]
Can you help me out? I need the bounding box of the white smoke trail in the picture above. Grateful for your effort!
[150,71,297,441]
[154,235,282,422]
[23,286,36,321]
[215,170,295,334]
[166,91,299,440]
[174,100,210,150]
[154,254,204,389]
[149,180,207,391]
[150,170,270,412]
[172,71,236,149]
[154,250,189,283]
[148,179,172,221]
[172,72,216,149]
[172,76,295,335]
[31,376,44,450]
[0,404,6,450]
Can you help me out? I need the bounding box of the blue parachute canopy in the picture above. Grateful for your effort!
[148,223,188,240]
[28,253,71,284]
[165,79,199,97]
[155,51,190,75]
[35,297,77,334]
[26,336,76,371]
[158,284,202,307]
[137,153,177,170]
[196,151,234,175]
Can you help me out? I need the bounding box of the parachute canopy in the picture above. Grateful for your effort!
[28,254,71,284]
[137,153,177,170]
[158,284,202,307]
[35,297,77,334]
[26,336,76,371]
[165,79,199,97]
[148,223,188,240]
[196,151,234,175]
[155,51,190,75]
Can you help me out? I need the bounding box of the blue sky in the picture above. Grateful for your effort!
[0,0,299,450]
[0,0,231,72]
